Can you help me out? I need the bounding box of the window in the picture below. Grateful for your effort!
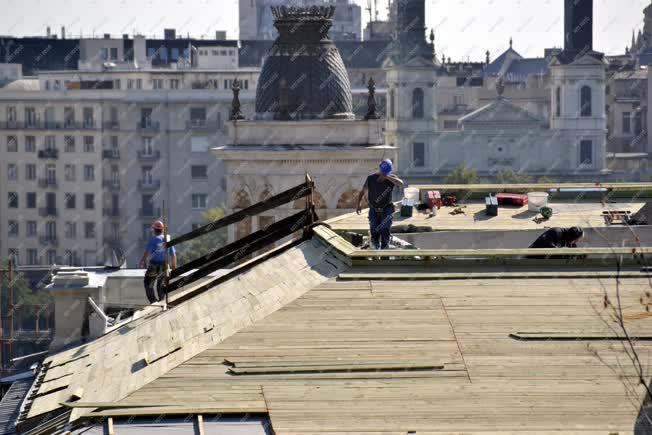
[64,164,76,181]
[7,135,17,152]
[65,136,75,152]
[191,165,208,179]
[170,79,180,89]
[110,47,118,60]
[153,79,163,89]
[84,193,95,210]
[7,164,17,181]
[25,107,37,127]
[83,107,94,127]
[244,80,249,90]
[622,112,631,134]
[412,88,424,119]
[555,87,561,117]
[140,108,153,128]
[580,86,592,117]
[8,220,18,237]
[45,80,50,90]
[46,250,56,265]
[171,47,179,60]
[389,89,395,119]
[26,192,36,208]
[83,136,95,152]
[8,192,18,208]
[64,107,75,127]
[443,120,458,130]
[26,221,37,237]
[114,79,121,90]
[7,106,16,123]
[141,166,153,184]
[64,250,77,266]
[136,79,142,89]
[45,163,56,181]
[190,107,207,126]
[45,221,56,238]
[26,163,36,180]
[127,79,133,89]
[84,222,96,239]
[634,111,643,135]
[83,165,95,181]
[27,249,39,265]
[64,221,76,238]
[44,135,55,150]
[64,193,76,209]
[7,249,18,265]
[100,47,108,60]
[412,143,425,168]
[192,193,208,209]
[580,140,593,165]
[110,106,119,125]
[25,136,35,152]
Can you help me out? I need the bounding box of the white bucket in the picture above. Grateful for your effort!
[404,187,419,203]
[527,192,549,211]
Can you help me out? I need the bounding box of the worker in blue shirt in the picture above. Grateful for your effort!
[356,159,404,249]
[139,220,177,303]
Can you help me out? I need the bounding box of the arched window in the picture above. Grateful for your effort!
[389,89,395,119]
[412,88,424,119]
[580,86,592,117]
[555,87,561,118]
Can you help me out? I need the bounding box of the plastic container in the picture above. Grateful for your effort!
[527,192,549,211]
[404,187,419,199]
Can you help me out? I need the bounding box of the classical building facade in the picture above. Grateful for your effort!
[216,6,396,242]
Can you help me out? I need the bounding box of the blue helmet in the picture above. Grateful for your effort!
[379,159,393,175]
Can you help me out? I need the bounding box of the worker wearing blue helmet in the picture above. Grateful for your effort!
[356,159,404,249]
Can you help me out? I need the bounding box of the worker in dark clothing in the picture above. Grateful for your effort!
[139,220,177,303]
[529,226,584,249]
[356,159,404,249]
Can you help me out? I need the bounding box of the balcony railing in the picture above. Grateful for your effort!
[186,120,219,130]
[39,236,59,246]
[138,179,161,190]
[102,149,120,159]
[0,121,20,129]
[38,207,58,217]
[0,121,92,130]
[102,180,121,191]
[103,208,121,217]
[103,121,120,130]
[38,178,58,188]
[38,148,59,159]
[139,207,161,218]
[137,150,160,161]
[62,121,80,130]
[137,120,160,131]
[82,120,96,129]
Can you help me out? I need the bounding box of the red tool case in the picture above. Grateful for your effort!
[495,193,528,206]
[426,191,442,209]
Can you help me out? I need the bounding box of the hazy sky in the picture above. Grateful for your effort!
[0,0,649,60]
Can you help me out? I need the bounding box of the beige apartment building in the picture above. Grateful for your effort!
[0,66,258,267]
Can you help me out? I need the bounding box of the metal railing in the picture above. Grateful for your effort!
[138,179,161,190]
[38,178,58,188]
[38,236,59,246]
[139,207,161,218]
[137,120,160,131]
[102,180,120,191]
[37,149,59,159]
[102,149,120,159]
[38,207,58,217]
[103,208,121,217]
[137,150,160,160]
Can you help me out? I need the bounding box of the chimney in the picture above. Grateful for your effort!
[164,28,176,39]
[564,0,593,54]
[46,26,51,38]
[215,30,227,40]
[61,26,66,39]
[104,33,111,39]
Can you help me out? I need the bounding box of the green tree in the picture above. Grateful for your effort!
[445,165,481,184]
[495,169,532,184]
[176,208,228,264]
[0,262,52,330]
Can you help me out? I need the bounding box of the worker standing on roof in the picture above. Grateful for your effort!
[356,159,404,250]
[139,220,177,304]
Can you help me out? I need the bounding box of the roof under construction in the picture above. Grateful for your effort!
[13,182,652,434]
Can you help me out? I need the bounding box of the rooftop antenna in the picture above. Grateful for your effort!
[366,0,373,24]
[374,0,379,20]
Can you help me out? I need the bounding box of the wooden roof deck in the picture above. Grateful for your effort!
[113,272,652,434]
[328,201,648,233]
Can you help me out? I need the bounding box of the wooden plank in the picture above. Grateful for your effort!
[168,181,312,247]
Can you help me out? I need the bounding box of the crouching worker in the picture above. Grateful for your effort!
[528,226,584,259]
[356,159,404,249]
[139,220,177,303]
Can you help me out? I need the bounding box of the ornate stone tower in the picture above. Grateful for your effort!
[384,0,439,176]
[550,0,607,171]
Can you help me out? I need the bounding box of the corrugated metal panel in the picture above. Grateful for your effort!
[0,379,33,435]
